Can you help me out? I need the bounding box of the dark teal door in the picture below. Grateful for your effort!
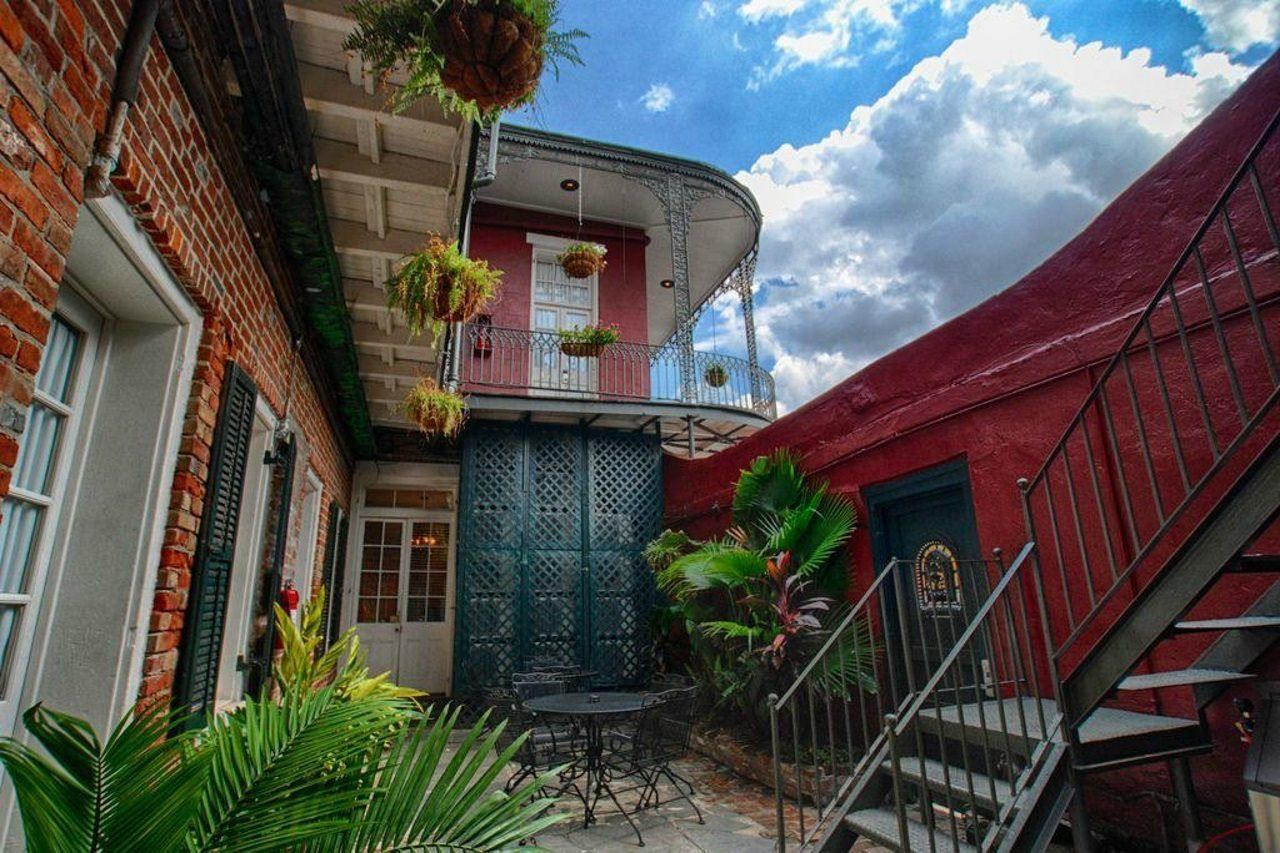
[455,423,661,693]
[866,460,989,701]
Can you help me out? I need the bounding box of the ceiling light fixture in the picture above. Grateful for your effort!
[560,178,580,192]
[660,279,675,289]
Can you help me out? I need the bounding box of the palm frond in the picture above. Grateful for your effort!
[658,548,767,599]
[792,493,858,589]
[811,615,879,697]
[0,704,206,853]
[191,687,413,851]
[731,450,807,533]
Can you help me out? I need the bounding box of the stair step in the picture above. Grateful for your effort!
[1231,554,1280,573]
[1174,616,1280,632]
[1117,668,1252,691]
[843,807,977,853]
[880,756,1012,810]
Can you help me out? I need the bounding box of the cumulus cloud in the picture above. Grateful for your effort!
[699,0,719,20]
[640,83,676,113]
[744,0,907,87]
[1178,0,1280,53]
[739,2,1258,411]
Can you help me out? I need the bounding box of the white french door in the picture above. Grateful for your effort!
[530,251,596,393]
[354,516,454,694]
[0,290,101,734]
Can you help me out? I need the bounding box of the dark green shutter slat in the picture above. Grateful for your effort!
[174,363,258,727]
[319,502,347,649]
[247,434,296,696]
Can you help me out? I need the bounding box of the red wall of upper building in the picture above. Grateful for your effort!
[664,53,1280,844]
[469,201,650,339]
[0,1,352,707]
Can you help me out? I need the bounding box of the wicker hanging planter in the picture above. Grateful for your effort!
[558,243,607,279]
[560,341,606,358]
[705,363,729,388]
[402,378,467,438]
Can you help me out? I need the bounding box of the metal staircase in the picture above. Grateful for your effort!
[770,107,1280,851]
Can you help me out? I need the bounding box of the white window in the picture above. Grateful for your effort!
[0,291,101,730]
[291,469,324,615]
[528,237,598,394]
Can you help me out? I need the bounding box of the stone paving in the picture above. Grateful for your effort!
[502,752,784,852]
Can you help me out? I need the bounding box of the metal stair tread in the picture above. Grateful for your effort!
[878,756,1013,809]
[1117,668,1252,691]
[1173,616,1280,631]
[1233,554,1280,573]
[843,807,978,853]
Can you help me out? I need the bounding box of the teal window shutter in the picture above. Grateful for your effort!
[320,502,348,649]
[173,363,258,728]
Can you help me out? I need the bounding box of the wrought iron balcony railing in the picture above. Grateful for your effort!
[456,323,776,419]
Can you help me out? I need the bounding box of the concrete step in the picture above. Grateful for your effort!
[1174,616,1280,632]
[843,807,977,853]
[1117,668,1252,691]
[879,756,1012,811]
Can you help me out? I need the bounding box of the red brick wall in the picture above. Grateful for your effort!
[0,2,352,708]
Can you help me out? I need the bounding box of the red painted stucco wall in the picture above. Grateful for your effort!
[468,202,650,339]
[663,53,1280,845]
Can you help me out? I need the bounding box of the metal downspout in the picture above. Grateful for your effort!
[85,0,161,198]
[446,120,498,392]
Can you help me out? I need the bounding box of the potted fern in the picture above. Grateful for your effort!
[403,378,467,438]
[558,242,607,279]
[346,0,586,121]
[388,235,501,343]
[704,362,729,388]
[559,322,619,358]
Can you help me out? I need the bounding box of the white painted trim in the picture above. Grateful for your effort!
[292,468,325,613]
[525,232,579,252]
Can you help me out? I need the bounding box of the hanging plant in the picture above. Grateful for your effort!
[402,377,467,438]
[557,242,607,279]
[705,362,729,388]
[558,322,619,358]
[387,235,502,343]
[345,0,586,122]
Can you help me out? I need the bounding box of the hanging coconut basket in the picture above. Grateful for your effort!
[436,0,545,114]
[705,363,729,388]
[387,235,502,342]
[558,243,607,279]
[560,341,606,358]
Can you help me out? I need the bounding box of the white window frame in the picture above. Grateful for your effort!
[215,398,276,710]
[0,287,102,735]
[291,468,324,616]
[526,233,600,396]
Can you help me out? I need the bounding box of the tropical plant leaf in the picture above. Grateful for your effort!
[658,548,767,599]
[811,615,879,697]
[0,703,207,853]
[731,450,807,538]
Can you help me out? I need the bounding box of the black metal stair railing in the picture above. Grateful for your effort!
[1020,106,1280,725]
[768,558,902,851]
[877,543,1064,852]
[457,322,777,418]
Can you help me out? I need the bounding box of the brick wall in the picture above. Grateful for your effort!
[0,1,353,708]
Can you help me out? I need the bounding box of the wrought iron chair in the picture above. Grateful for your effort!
[489,688,584,795]
[608,686,704,822]
[511,671,569,702]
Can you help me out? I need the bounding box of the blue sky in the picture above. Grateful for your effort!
[509,1,1280,411]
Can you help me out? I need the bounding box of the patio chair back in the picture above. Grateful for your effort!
[635,686,698,764]
[512,671,568,702]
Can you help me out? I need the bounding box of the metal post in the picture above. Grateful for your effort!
[1169,757,1204,851]
[738,252,763,407]
[657,175,698,403]
[770,693,787,852]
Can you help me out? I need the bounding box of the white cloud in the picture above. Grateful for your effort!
[640,82,676,113]
[739,0,811,22]
[699,0,719,20]
[743,0,911,88]
[740,2,1258,411]
[1178,0,1280,53]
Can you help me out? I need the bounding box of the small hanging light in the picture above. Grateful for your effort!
[660,279,675,289]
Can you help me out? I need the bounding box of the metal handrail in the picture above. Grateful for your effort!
[1021,105,1280,677]
[768,558,902,850]
[458,322,777,418]
[879,542,1067,852]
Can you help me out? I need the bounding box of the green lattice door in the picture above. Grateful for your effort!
[456,424,661,692]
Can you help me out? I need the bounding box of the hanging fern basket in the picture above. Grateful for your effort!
[705,363,729,388]
[403,378,467,439]
[436,0,545,113]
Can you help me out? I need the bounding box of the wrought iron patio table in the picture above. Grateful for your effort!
[524,691,649,844]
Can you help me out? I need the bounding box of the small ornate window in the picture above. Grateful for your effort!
[914,540,963,613]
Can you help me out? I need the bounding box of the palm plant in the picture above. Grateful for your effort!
[0,589,565,851]
[648,450,875,736]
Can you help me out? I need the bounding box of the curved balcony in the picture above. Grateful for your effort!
[457,323,776,421]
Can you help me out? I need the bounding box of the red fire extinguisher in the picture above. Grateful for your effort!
[280,580,300,615]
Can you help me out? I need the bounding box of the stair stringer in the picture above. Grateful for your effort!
[1061,429,1280,729]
